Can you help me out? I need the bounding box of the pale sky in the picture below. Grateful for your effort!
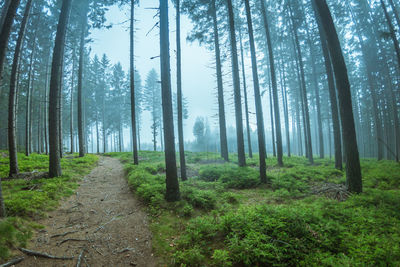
[90,1,234,143]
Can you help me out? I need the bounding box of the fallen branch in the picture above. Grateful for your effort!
[57,238,87,246]
[51,230,79,238]
[0,257,24,267]
[76,248,85,267]
[19,248,74,260]
[91,245,104,256]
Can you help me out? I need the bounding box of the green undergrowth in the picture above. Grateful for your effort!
[0,151,98,261]
[107,151,400,266]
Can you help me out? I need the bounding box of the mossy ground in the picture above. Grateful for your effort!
[108,151,400,266]
[0,152,98,261]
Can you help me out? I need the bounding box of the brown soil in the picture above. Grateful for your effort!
[16,156,158,267]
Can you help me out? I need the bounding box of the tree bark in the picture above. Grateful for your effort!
[226,0,246,167]
[49,0,73,177]
[0,0,11,31]
[313,0,362,193]
[211,0,229,162]
[244,0,267,182]
[160,0,180,201]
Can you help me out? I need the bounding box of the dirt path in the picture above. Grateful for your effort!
[17,156,157,267]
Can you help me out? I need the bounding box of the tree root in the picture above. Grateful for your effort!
[19,248,74,260]
[0,257,24,267]
[51,230,79,238]
[76,248,86,267]
[57,238,87,246]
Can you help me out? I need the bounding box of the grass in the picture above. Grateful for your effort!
[108,151,400,266]
[0,151,98,261]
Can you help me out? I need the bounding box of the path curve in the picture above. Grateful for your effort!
[18,156,157,267]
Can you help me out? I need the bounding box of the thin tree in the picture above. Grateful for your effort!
[226,0,246,166]
[160,0,180,201]
[260,0,283,166]
[244,0,267,182]
[8,0,33,177]
[77,0,89,157]
[49,0,73,177]
[211,0,229,161]
[130,0,139,164]
[312,0,362,193]
[175,0,187,180]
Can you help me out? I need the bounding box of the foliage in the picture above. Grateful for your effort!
[108,152,400,266]
[0,152,98,261]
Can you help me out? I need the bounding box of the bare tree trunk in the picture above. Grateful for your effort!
[49,0,73,177]
[260,0,283,165]
[0,0,20,84]
[77,0,89,158]
[130,0,139,164]
[160,0,180,202]
[313,0,362,193]
[238,24,253,159]
[176,0,187,180]
[8,0,32,178]
[244,0,267,182]
[211,0,229,161]
[226,0,246,167]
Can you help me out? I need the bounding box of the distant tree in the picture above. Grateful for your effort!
[160,0,180,202]
[312,0,362,193]
[144,69,162,151]
[193,116,205,149]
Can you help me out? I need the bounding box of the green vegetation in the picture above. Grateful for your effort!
[0,152,98,260]
[108,151,400,266]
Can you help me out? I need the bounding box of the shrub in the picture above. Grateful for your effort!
[219,167,260,189]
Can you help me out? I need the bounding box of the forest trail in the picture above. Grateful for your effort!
[17,156,157,267]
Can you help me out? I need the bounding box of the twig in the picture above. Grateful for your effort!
[76,248,85,267]
[19,248,74,260]
[94,214,122,233]
[91,245,104,256]
[57,238,87,246]
[0,257,24,267]
[115,247,134,254]
[51,230,79,238]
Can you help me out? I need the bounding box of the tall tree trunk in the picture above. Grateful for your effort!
[70,47,75,154]
[238,24,253,159]
[260,0,283,166]
[211,0,229,161]
[49,0,73,177]
[313,1,342,169]
[77,0,89,158]
[44,55,49,155]
[381,0,400,161]
[289,1,313,164]
[0,0,11,31]
[313,0,362,193]
[268,82,276,157]
[160,0,180,201]
[226,0,246,167]
[176,0,187,180]
[130,0,139,164]
[8,0,32,178]
[0,0,20,84]
[278,46,291,157]
[244,0,267,182]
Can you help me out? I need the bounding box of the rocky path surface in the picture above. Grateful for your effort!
[17,156,157,267]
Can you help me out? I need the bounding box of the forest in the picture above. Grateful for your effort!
[0,0,399,266]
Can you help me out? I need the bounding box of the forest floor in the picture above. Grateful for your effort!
[11,156,157,267]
